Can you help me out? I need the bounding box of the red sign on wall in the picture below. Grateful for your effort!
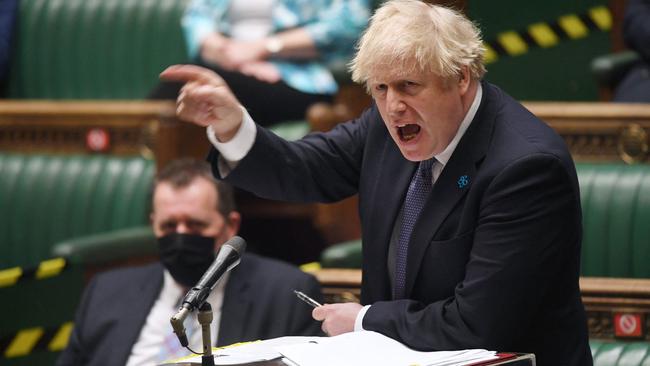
[85,128,111,152]
[614,313,644,338]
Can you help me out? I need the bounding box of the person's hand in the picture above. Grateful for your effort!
[239,61,281,84]
[312,302,363,336]
[222,40,268,68]
[200,33,237,70]
[160,64,243,142]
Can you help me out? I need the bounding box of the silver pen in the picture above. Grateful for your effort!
[294,289,322,308]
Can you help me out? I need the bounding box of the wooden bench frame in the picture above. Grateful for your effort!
[0,100,207,171]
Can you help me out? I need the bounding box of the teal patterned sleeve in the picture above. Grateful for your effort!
[301,0,371,63]
[181,0,229,60]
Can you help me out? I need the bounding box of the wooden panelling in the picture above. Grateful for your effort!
[524,102,650,163]
[0,100,209,170]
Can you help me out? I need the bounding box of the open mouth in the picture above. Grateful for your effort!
[397,124,421,142]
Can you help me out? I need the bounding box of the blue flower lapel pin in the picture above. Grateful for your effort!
[457,175,470,189]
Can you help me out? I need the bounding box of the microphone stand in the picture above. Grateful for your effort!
[171,237,246,365]
[198,302,215,366]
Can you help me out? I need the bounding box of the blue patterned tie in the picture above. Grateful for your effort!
[394,159,435,299]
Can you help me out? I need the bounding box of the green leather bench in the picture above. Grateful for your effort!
[0,153,155,269]
[579,163,650,278]
[7,0,188,99]
[322,162,650,279]
[0,152,156,365]
[591,340,650,366]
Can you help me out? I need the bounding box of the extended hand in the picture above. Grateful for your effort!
[223,40,267,68]
[160,64,243,142]
[312,302,363,336]
[239,61,281,84]
[200,33,235,70]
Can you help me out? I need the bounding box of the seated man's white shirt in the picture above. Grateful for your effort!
[126,270,228,366]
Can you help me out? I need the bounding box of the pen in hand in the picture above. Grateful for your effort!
[294,290,322,308]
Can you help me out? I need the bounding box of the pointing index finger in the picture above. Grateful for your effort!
[159,64,224,85]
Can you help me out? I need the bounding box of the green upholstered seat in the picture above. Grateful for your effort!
[52,225,157,265]
[0,153,155,268]
[577,163,650,278]
[591,340,650,366]
[268,120,312,142]
[8,0,188,99]
[320,239,362,269]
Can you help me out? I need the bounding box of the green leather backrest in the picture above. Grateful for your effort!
[320,239,363,269]
[0,153,155,268]
[590,340,650,366]
[577,163,650,278]
[7,0,189,99]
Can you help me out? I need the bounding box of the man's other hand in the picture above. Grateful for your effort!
[312,302,363,336]
[160,64,243,142]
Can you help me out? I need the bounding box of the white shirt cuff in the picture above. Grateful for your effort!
[354,305,371,331]
[206,106,257,164]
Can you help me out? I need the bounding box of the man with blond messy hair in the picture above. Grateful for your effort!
[160,0,592,364]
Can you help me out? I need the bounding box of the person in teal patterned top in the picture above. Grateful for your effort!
[151,0,370,126]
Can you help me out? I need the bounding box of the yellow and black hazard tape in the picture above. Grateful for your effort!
[0,322,73,358]
[483,5,612,63]
[0,257,69,288]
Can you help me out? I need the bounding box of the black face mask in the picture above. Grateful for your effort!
[158,233,216,288]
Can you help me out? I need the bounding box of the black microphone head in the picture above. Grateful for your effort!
[186,235,247,307]
[224,235,246,254]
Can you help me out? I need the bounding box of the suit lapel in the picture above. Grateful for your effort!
[114,265,164,365]
[364,135,415,302]
[217,261,252,347]
[405,82,497,297]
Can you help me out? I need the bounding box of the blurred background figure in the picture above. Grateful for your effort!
[56,158,322,366]
[613,0,650,102]
[0,0,18,97]
[150,0,371,126]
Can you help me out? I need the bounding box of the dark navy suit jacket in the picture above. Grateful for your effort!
[613,0,650,102]
[56,253,322,366]
[213,82,592,366]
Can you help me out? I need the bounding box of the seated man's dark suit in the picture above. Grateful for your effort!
[613,0,650,102]
[211,81,592,366]
[57,253,322,366]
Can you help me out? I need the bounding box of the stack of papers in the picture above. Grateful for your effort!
[164,331,499,366]
[276,331,497,366]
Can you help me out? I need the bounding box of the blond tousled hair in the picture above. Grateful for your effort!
[350,0,486,87]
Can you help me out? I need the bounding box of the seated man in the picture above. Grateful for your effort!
[0,0,18,96]
[56,158,323,366]
[613,0,650,102]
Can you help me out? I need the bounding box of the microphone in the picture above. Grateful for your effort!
[170,236,246,347]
